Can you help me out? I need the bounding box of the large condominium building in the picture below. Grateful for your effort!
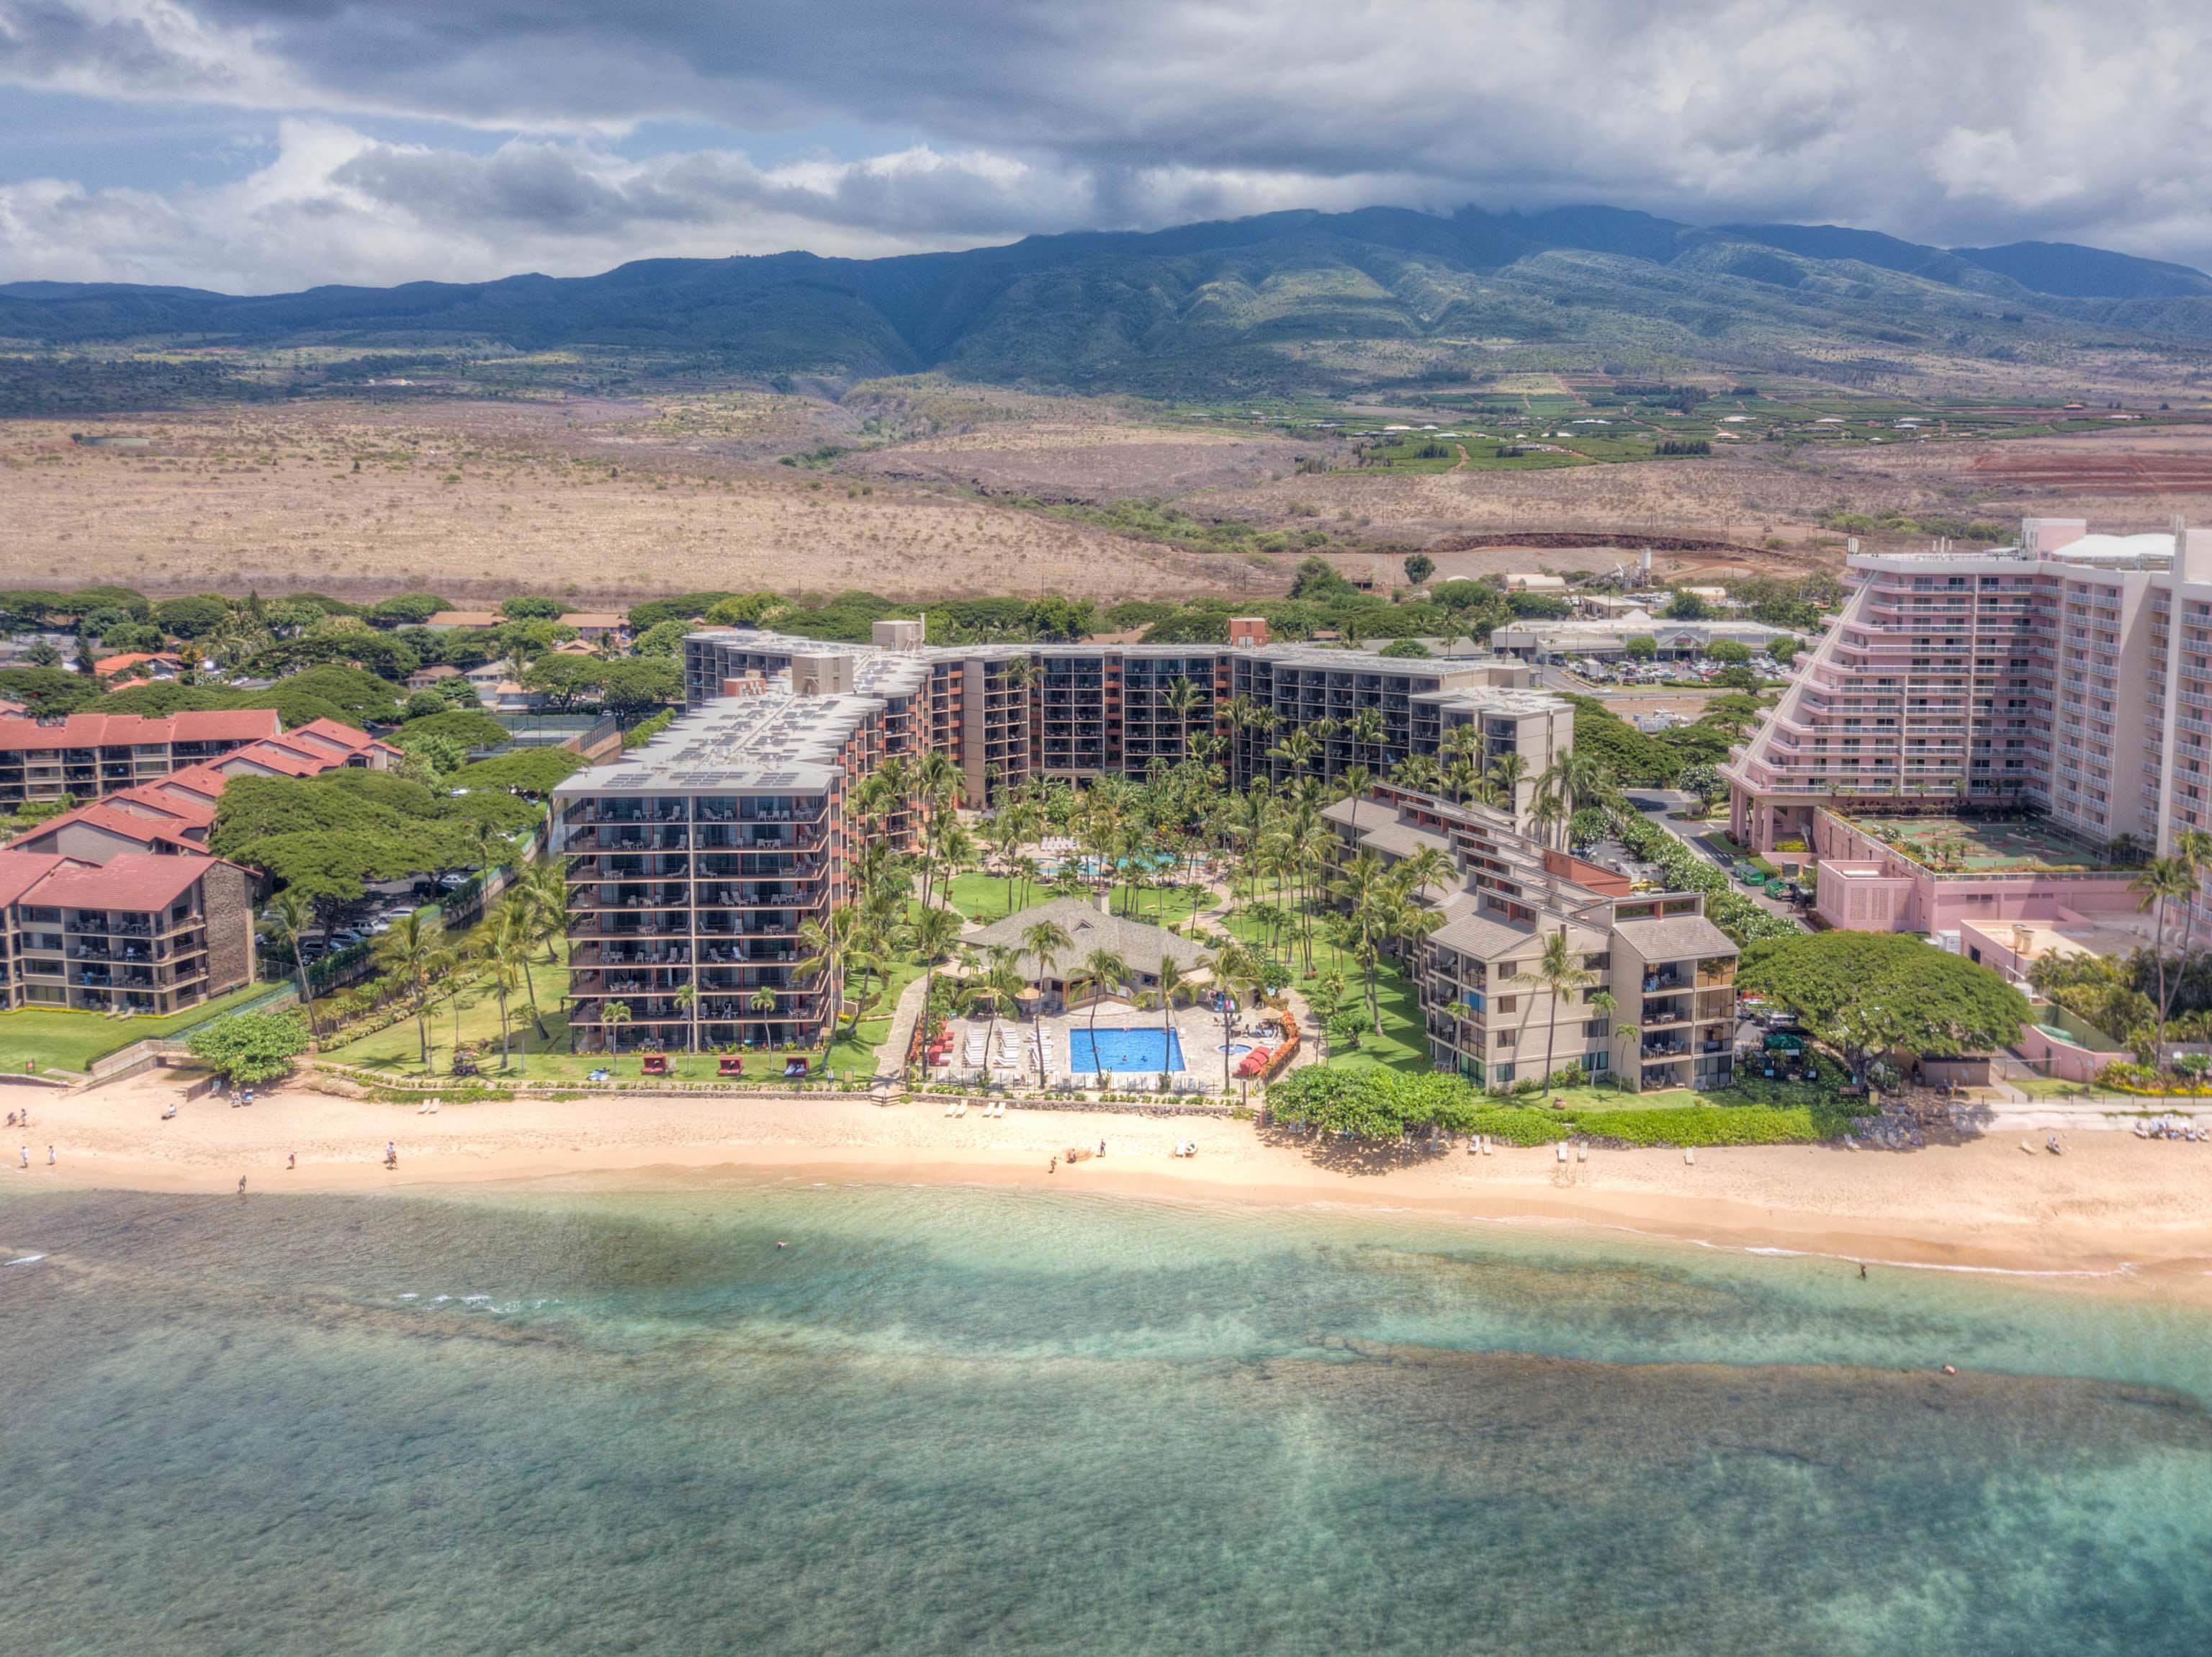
[557,626,1577,1054]
[0,709,287,808]
[685,624,1571,814]
[555,683,891,1056]
[1726,517,2212,861]
[0,849,256,1016]
[1326,785,1738,1092]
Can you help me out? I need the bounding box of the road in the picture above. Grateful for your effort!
[1624,789,1808,929]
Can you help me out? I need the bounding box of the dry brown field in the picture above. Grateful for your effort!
[0,400,1274,602]
[14,385,2212,606]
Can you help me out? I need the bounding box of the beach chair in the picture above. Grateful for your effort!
[718,1054,744,1077]
[784,1057,809,1079]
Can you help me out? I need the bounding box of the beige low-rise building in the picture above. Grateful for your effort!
[1326,785,1738,1091]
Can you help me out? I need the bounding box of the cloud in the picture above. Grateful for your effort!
[6,0,2212,287]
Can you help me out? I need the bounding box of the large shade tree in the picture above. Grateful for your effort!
[1737,932,2030,1084]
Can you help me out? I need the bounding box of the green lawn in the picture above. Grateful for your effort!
[1223,907,1429,1075]
[948,870,1210,929]
[320,943,924,1086]
[1,982,281,1074]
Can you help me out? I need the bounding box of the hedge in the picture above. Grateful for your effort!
[1610,809,1801,944]
[1573,1105,1837,1146]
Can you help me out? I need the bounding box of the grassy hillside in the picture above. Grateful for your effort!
[6,202,2212,405]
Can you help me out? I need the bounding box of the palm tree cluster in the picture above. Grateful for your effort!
[361,857,570,1074]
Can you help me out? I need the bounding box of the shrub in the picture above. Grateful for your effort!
[1573,1105,1831,1146]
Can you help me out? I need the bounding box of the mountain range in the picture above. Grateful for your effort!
[8,205,2211,395]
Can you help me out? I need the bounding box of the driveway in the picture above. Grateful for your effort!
[1624,789,1808,928]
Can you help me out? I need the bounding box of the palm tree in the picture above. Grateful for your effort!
[1020,917,1074,1079]
[601,998,632,1062]
[1344,706,1386,774]
[1485,752,1530,822]
[2166,828,2212,1028]
[516,857,571,962]
[976,946,1025,1075]
[1267,725,1321,786]
[1514,928,1596,1093]
[674,980,697,1069]
[1154,954,1188,1082]
[1201,938,1264,1093]
[261,888,320,1041]
[2134,854,2196,1068]
[748,983,780,1048]
[796,907,858,1043]
[491,896,548,1037]
[1332,850,1395,1034]
[1162,675,1204,761]
[1396,845,1455,907]
[490,922,534,1074]
[909,904,965,1074]
[1071,947,1131,1070]
[374,911,446,1067]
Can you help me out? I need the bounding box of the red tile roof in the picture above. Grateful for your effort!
[26,853,225,912]
[94,652,184,678]
[6,800,207,855]
[105,785,218,829]
[0,709,280,751]
[0,852,70,907]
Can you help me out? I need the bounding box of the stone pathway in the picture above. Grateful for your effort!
[876,969,935,1081]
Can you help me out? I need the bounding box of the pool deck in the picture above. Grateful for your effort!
[935,1001,1277,1088]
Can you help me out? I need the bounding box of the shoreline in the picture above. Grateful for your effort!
[9,1074,2212,1296]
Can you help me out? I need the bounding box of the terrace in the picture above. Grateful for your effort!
[1839,813,2136,876]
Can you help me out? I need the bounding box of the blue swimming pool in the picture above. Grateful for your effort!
[1069,1027,1184,1074]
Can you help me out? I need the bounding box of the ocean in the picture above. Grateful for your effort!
[3,1177,2208,1655]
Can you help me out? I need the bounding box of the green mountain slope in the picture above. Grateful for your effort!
[4,204,2206,395]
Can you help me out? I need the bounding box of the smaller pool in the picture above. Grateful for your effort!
[1217,1042,1253,1056]
[1070,1027,1184,1074]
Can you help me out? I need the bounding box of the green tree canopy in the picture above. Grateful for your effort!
[395,709,510,749]
[0,667,102,714]
[152,594,233,638]
[629,619,693,657]
[500,595,566,621]
[366,592,451,628]
[1402,552,1436,586]
[628,593,733,631]
[1622,635,1659,660]
[1706,638,1752,663]
[186,1010,310,1085]
[1737,932,2031,1080]
[449,748,587,796]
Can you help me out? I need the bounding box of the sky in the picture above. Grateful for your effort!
[1,0,2208,293]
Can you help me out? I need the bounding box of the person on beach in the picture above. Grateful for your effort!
[237,1175,247,1195]
[1049,1156,1058,1174]
[287,1152,296,1171]
[1098,1140,1107,1157]
[17,1146,26,1169]
[46,1146,53,1166]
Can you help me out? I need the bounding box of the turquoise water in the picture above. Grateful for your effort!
[4,1179,2211,1654]
[1069,1025,1184,1074]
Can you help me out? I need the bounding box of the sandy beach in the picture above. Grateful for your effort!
[7,1072,2212,1293]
